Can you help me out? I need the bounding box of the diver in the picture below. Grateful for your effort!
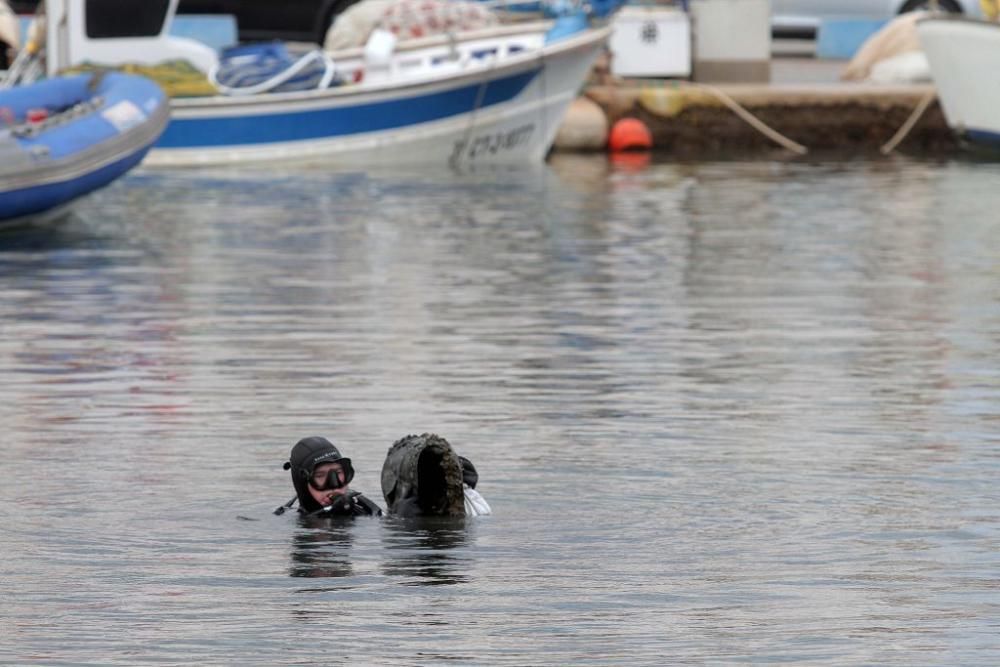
[381,433,491,517]
[275,436,383,517]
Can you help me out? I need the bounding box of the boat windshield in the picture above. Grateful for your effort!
[86,0,170,38]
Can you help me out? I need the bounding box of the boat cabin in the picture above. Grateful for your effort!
[44,0,218,75]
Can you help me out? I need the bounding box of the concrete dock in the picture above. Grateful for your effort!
[556,47,958,157]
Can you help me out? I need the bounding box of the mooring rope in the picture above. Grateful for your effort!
[695,82,809,155]
[880,90,937,155]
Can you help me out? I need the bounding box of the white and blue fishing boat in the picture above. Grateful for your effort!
[39,0,611,167]
[0,71,169,227]
[917,15,1000,152]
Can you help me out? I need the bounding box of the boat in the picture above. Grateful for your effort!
[39,0,611,167]
[917,15,1000,151]
[0,71,169,228]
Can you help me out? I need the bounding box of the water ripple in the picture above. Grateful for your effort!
[1,157,998,665]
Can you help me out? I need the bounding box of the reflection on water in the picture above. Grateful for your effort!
[287,514,473,585]
[380,516,471,586]
[290,520,357,579]
[1,156,999,665]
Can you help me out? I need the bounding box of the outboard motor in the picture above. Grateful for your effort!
[381,433,467,517]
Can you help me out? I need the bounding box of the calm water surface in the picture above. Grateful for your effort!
[1,156,998,665]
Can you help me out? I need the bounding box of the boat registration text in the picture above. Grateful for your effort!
[451,124,535,162]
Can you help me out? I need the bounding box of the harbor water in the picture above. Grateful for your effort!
[1,155,998,665]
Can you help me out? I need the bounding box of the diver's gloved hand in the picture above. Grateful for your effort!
[459,456,478,489]
[311,490,383,517]
[350,492,384,517]
[320,493,354,515]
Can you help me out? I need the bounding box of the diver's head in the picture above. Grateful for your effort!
[284,436,355,512]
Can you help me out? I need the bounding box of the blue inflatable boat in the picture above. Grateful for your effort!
[0,72,169,228]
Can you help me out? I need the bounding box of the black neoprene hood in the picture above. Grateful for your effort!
[290,437,348,473]
[285,436,352,512]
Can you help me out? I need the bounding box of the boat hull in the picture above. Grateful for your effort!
[917,16,1000,150]
[0,73,170,226]
[146,26,610,167]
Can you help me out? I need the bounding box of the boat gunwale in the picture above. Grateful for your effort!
[916,13,1000,29]
[169,24,612,112]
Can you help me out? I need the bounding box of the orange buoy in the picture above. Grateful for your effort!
[609,151,652,171]
[608,118,653,152]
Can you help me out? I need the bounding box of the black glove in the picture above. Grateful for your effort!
[350,492,384,517]
[459,456,478,489]
[320,493,355,516]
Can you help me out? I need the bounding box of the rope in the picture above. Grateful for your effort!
[538,48,547,159]
[451,39,495,165]
[1,37,42,89]
[880,90,936,155]
[209,49,336,96]
[694,82,809,155]
[456,79,488,160]
[1,8,44,89]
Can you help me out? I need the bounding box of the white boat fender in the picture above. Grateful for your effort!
[364,28,398,76]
